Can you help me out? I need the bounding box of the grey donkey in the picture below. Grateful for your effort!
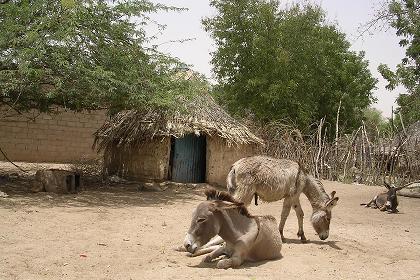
[226,156,339,242]
[183,188,282,269]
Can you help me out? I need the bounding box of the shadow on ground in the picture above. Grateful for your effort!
[0,179,206,209]
[284,238,342,250]
[188,257,280,269]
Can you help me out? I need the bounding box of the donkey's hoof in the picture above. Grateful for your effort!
[174,245,186,252]
[202,254,213,263]
[216,259,232,269]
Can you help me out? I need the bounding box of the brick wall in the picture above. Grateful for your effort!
[0,107,107,163]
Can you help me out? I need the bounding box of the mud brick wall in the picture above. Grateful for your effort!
[206,137,257,186]
[106,138,171,181]
[0,107,107,163]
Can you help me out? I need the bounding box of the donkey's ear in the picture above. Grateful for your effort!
[325,196,339,209]
[205,188,218,200]
[330,191,336,199]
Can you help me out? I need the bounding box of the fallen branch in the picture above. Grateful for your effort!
[0,146,28,173]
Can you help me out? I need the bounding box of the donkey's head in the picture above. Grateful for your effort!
[311,191,339,240]
[383,181,402,213]
[184,200,221,253]
[184,188,250,254]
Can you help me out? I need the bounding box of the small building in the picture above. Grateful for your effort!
[94,95,263,186]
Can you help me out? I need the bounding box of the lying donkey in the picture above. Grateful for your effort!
[360,181,406,213]
[183,188,282,269]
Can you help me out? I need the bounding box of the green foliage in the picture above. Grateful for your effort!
[0,0,202,114]
[377,0,420,125]
[363,107,389,138]
[204,1,377,133]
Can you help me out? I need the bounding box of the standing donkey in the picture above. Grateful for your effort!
[227,156,339,242]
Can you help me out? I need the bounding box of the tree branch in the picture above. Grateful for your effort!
[0,147,28,173]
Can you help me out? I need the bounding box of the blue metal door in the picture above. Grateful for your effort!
[171,134,206,183]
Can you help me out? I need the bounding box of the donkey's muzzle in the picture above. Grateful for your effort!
[184,233,198,253]
[319,231,329,240]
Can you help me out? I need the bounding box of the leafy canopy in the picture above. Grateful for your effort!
[363,107,390,138]
[377,0,420,125]
[0,0,206,114]
[204,0,377,133]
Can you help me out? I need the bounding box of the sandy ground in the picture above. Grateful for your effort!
[0,166,419,279]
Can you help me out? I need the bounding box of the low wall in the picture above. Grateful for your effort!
[0,107,107,163]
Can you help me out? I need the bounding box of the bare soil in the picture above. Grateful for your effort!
[0,164,419,279]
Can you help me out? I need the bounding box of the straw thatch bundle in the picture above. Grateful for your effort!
[94,94,263,152]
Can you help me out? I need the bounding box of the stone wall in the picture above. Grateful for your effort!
[206,137,257,186]
[0,107,107,163]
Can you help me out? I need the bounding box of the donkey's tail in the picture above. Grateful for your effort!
[227,165,259,206]
[226,166,236,194]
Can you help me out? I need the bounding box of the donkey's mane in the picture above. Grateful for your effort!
[205,188,238,203]
[205,188,253,218]
[307,176,331,203]
[313,178,330,198]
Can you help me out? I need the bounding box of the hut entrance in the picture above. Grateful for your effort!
[170,134,206,183]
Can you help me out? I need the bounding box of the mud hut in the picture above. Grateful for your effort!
[94,94,263,186]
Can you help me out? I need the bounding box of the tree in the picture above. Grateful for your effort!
[0,0,203,114]
[376,0,420,125]
[203,1,377,134]
[363,107,389,138]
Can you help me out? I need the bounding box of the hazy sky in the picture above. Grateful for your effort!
[148,0,406,118]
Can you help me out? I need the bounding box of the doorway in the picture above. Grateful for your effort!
[170,134,206,183]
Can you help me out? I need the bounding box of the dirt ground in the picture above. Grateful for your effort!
[0,165,419,279]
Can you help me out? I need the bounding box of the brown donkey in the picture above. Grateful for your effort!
[360,181,414,213]
[183,188,282,269]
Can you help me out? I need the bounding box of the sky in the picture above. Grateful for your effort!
[147,0,406,118]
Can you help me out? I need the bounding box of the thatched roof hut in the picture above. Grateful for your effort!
[94,94,263,185]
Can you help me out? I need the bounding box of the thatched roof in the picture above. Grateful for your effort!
[94,94,263,152]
